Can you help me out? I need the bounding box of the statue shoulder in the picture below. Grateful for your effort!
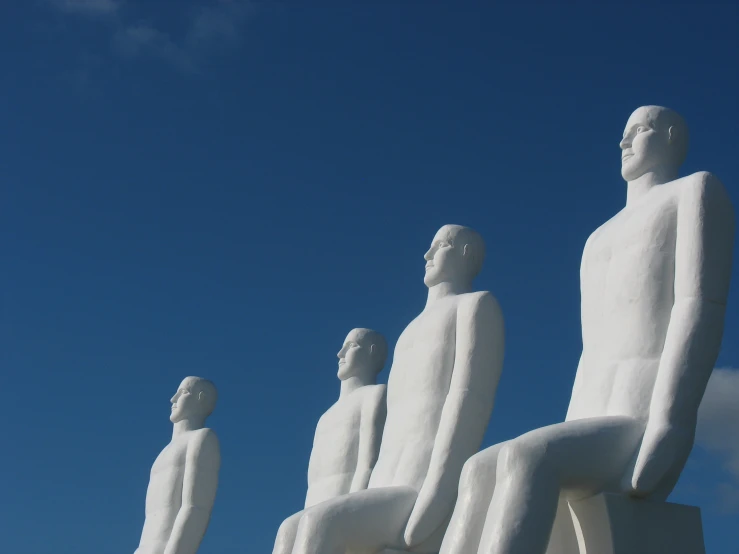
[458,290,502,317]
[677,171,727,197]
[359,383,387,405]
[456,291,504,336]
[678,171,734,218]
[364,383,387,395]
[684,170,722,184]
[189,428,220,455]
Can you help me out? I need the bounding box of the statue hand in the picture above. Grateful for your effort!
[623,418,695,498]
[403,479,450,547]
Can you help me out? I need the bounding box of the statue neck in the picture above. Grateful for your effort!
[426,280,471,307]
[172,417,205,439]
[340,374,374,398]
[626,166,677,207]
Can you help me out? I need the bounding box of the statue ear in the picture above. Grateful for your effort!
[198,391,206,402]
[667,125,674,144]
[370,344,376,356]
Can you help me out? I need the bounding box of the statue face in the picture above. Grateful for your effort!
[423,226,462,288]
[620,107,672,182]
[170,378,201,423]
[337,329,374,380]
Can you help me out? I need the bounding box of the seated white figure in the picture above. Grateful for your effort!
[439,106,735,554]
[273,328,388,553]
[133,377,220,554]
[277,224,505,554]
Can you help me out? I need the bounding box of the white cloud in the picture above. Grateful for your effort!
[113,23,196,74]
[697,367,739,511]
[716,482,739,513]
[50,0,256,73]
[188,1,255,48]
[50,0,121,17]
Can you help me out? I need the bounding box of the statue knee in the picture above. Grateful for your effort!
[277,513,300,538]
[497,439,546,478]
[461,451,493,487]
[297,505,333,539]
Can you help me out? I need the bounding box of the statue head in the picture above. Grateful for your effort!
[337,328,387,381]
[170,376,218,423]
[620,106,688,182]
[423,224,485,288]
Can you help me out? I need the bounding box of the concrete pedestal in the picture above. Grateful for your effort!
[552,493,706,554]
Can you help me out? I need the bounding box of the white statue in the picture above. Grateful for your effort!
[133,377,221,554]
[439,106,735,554]
[277,224,505,554]
[273,328,388,554]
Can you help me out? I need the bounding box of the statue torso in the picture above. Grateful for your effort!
[137,434,192,554]
[369,295,460,490]
[568,177,694,421]
[305,386,381,507]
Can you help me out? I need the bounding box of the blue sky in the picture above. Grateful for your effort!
[2,1,738,553]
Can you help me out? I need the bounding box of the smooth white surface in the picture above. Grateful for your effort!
[133,377,221,554]
[543,497,581,554]
[567,493,705,554]
[440,106,734,554]
[277,225,505,554]
[273,329,388,554]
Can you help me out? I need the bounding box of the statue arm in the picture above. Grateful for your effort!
[306,416,322,491]
[630,172,735,496]
[163,429,221,554]
[349,385,387,492]
[404,292,505,546]
[566,234,594,421]
[564,353,586,421]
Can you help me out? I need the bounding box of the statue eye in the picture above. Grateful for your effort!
[636,126,647,134]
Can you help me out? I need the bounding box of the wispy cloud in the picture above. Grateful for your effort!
[49,0,257,73]
[112,22,197,74]
[697,367,739,512]
[49,0,122,17]
[189,1,255,47]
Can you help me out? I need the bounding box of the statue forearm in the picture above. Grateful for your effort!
[349,467,372,493]
[650,297,727,428]
[628,298,725,496]
[403,390,492,545]
[349,388,385,494]
[425,390,492,494]
[163,506,212,554]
